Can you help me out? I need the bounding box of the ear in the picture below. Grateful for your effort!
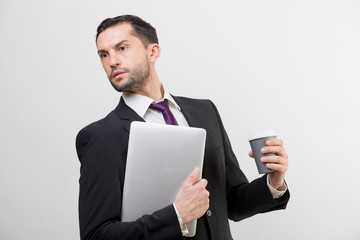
[148,44,161,63]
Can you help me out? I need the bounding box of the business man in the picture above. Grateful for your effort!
[76,15,290,240]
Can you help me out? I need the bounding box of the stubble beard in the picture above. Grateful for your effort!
[109,58,150,92]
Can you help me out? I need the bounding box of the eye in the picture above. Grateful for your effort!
[119,46,127,51]
[99,52,108,59]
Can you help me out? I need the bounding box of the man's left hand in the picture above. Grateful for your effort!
[249,138,288,190]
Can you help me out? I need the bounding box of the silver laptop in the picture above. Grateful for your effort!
[121,121,206,237]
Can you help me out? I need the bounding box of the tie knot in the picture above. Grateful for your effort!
[149,99,178,125]
[149,99,170,112]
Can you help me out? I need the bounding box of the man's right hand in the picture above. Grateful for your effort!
[174,167,210,225]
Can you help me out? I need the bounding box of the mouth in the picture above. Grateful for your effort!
[112,70,127,81]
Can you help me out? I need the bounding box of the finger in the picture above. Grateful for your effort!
[197,189,210,207]
[266,138,284,146]
[248,151,254,158]
[266,162,287,173]
[261,146,286,156]
[184,167,200,187]
[262,157,288,170]
[194,178,208,190]
[261,155,286,164]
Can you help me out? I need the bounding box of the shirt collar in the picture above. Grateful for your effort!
[122,86,181,119]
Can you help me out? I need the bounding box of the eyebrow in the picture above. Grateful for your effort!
[97,40,129,55]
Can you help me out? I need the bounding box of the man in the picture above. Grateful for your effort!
[76,15,290,240]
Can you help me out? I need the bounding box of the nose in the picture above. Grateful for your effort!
[109,52,121,68]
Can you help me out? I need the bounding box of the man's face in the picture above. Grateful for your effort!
[96,23,150,92]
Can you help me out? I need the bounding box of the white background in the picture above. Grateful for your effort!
[1,0,360,239]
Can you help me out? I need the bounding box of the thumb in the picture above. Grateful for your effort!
[184,167,200,187]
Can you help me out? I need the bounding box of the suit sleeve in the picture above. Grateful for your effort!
[76,127,183,240]
[209,101,290,222]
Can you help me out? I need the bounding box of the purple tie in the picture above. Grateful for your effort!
[149,99,179,125]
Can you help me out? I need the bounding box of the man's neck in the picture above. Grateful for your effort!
[127,72,163,101]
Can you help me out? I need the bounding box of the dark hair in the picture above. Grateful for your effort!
[96,15,158,46]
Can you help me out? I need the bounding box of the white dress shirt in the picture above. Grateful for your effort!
[122,90,189,127]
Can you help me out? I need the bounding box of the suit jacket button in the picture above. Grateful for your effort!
[206,210,212,217]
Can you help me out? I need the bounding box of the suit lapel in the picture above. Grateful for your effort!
[172,96,203,128]
[114,97,145,133]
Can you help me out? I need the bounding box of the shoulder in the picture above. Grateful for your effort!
[75,110,126,152]
[77,110,117,137]
[172,95,220,116]
[76,97,131,138]
[172,95,217,108]
[172,95,211,103]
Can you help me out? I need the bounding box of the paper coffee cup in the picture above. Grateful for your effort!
[248,131,277,174]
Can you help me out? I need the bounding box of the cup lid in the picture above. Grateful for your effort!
[248,130,277,141]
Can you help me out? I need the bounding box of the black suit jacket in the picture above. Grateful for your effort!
[76,96,290,240]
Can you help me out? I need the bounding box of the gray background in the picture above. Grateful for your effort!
[1,0,359,239]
